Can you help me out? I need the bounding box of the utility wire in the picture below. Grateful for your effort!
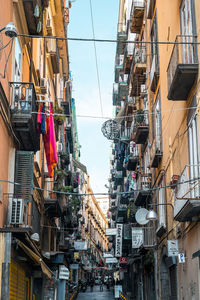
[31,105,200,120]
[1,177,200,196]
[89,0,104,117]
[17,33,200,45]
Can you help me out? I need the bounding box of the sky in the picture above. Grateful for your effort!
[68,0,119,195]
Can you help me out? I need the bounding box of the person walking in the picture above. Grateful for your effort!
[90,278,94,292]
[100,279,103,292]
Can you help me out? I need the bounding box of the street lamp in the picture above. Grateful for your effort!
[146,203,174,221]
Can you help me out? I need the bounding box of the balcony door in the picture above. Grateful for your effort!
[180,0,195,64]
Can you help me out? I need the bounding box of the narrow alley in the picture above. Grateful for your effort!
[77,285,115,300]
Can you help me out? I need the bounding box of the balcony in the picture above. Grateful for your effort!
[146,0,156,19]
[130,0,145,33]
[124,44,133,74]
[149,138,162,168]
[167,35,198,100]
[22,0,42,35]
[131,110,149,144]
[118,76,129,100]
[174,165,200,221]
[10,82,40,152]
[150,55,159,92]
[117,23,128,55]
[120,127,131,142]
[47,39,60,74]
[126,145,139,171]
[44,193,63,218]
[130,46,146,97]
[135,174,152,206]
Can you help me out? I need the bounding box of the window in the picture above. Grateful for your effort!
[187,96,200,198]
[14,38,22,82]
[157,177,166,227]
[153,90,162,152]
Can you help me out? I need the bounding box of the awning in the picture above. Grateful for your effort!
[115,106,125,123]
[17,240,54,279]
[72,158,87,173]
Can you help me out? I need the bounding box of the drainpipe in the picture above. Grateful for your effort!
[154,248,159,300]
[57,279,66,300]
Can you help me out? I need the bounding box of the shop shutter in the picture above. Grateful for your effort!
[14,151,34,203]
[9,259,26,300]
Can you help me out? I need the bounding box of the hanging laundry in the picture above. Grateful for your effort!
[41,103,46,135]
[37,103,43,133]
[43,103,58,177]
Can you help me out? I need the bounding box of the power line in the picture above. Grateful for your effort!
[89,0,104,117]
[31,105,200,120]
[1,177,200,196]
[17,33,200,45]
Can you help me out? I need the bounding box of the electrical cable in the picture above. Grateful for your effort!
[89,0,104,117]
[0,177,200,196]
[0,37,14,78]
[31,105,200,120]
[17,33,200,45]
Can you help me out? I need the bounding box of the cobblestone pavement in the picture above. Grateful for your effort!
[77,285,115,300]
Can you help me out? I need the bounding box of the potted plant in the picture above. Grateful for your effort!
[135,109,144,124]
[54,106,66,125]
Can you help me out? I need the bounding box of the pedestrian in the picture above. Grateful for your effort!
[100,279,103,292]
[90,278,94,292]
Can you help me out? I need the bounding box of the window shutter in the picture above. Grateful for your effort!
[14,151,34,202]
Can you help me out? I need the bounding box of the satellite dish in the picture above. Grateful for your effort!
[135,208,149,225]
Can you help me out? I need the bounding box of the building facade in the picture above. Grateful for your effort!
[108,0,200,299]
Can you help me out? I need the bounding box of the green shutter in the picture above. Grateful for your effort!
[14,151,34,202]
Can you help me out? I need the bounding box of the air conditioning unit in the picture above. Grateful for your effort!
[40,78,47,94]
[8,198,24,225]
[57,142,63,153]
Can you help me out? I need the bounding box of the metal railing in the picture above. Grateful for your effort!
[137,174,152,191]
[131,110,149,130]
[167,35,198,92]
[131,0,145,16]
[10,82,37,114]
[176,165,200,199]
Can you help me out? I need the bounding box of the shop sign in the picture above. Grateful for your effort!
[132,228,143,248]
[103,252,114,258]
[106,257,118,264]
[120,257,128,264]
[106,228,117,236]
[59,265,69,280]
[167,240,179,257]
[115,224,123,257]
[74,241,87,250]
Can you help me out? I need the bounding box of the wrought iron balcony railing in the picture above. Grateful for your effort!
[131,0,145,33]
[167,35,198,100]
[131,110,149,144]
[149,137,162,168]
[142,226,156,248]
[135,174,152,206]
[10,82,40,152]
[174,165,200,221]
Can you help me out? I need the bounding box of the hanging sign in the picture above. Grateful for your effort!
[120,257,128,264]
[59,265,69,280]
[115,224,123,257]
[132,228,143,248]
[167,240,179,257]
[106,228,117,236]
[106,257,118,264]
[178,253,185,263]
